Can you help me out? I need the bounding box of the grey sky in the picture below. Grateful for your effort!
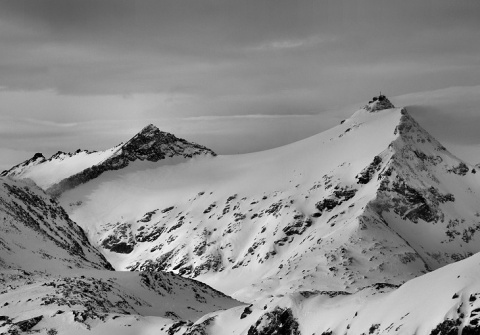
[1,0,480,169]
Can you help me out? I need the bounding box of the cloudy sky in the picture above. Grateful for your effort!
[1,0,480,170]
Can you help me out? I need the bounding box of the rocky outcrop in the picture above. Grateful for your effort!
[247,308,300,335]
[15,315,44,332]
[101,223,136,254]
[364,95,395,112]
[428,318,480,335]
[357,156,382,184]
[315,187,357,214]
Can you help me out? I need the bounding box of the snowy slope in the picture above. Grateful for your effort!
[0,269,241,335]
[58,96,480,303]
[188,251,480,335]
[0,177,112,272]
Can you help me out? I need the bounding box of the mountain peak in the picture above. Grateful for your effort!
[364,94,395,112]
[124,124,186,151]
[138,123,160,136]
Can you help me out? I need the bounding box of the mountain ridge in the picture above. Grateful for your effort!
[1,124,216,196]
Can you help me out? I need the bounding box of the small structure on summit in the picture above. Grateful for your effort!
[364,93,395,112]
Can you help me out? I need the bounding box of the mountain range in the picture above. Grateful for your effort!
[2,95,480,334]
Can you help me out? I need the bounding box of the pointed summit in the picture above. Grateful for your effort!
[364,94,395,112]
[138,123,160,136]
[122,124,215,161]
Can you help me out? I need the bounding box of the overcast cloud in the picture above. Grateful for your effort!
[1,0,480,170]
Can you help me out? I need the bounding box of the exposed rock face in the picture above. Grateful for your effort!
[100,222,136,254]
[46,124,216,197]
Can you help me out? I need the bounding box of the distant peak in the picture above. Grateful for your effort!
[24,152,46,164]
[364,94,395,112]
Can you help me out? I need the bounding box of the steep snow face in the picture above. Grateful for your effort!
[364,111,480,271]
[0,177,113,272]
[59,105,480,303]
[1,124,216,195]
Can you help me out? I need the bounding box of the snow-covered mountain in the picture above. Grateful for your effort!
[3,95,480,334]
[1,124,216,195]
[50,96,480,305]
